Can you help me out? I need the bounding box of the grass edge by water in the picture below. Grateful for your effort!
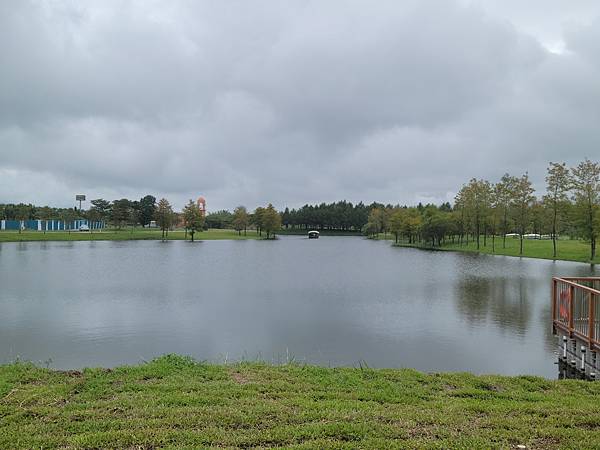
[0,228,259,243]
[383,237,600,265]
[2,354,600,449]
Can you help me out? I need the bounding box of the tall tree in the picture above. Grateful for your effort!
[403,208,422,244]
[454,190,467,245]
[388,208,405,244]
[367,207,389,237]
[460,179,492,250]
[489,185,504,253]
[281,207,291,229]
[156,198,174,240]
[261,204,282,239]
[544,162,571,258]
[138,195,157,227]
[421,206,451,247]
[511,173,536,255]
[253,207,266,236]
[232,206,250,236]
[495,174,517,249]
[182,200,204,242]
[571,159,600,260]
[110,199,132,229]
[90,199,111,224]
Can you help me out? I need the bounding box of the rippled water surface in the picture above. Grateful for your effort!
[1,236,597,376]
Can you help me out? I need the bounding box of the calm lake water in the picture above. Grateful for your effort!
[1,236,598,377]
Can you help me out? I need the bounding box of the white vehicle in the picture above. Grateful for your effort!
[79,224,90,232]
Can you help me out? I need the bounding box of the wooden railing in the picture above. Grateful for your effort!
[553,277,600,349]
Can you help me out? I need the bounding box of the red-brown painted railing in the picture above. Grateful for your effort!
[553,277,600,349]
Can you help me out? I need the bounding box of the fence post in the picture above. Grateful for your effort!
[551,278,556,330]
[569,285,575,336]
[589,291,595,347]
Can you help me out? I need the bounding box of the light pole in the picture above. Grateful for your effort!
[75,195,86,211]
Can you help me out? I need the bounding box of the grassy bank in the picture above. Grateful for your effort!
[1,355,600,449]
[385,236,600,264]
[0,228,258,243]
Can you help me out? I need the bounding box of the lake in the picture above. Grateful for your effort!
[1,236,597,377]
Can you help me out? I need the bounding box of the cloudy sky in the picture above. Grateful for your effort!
[1,1,600,211]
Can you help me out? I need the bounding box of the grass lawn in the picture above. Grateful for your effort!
[1,355,600,449]
[0,228,258,243]
[382,235,600,264]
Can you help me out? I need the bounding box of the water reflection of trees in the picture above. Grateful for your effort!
[453,276,531,336]
[539,303,556,354]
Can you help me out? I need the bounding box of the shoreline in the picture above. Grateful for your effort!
[277,229,362,236]
[0,229,359,243]
[3,229,598,265]
[387,239,600,265]
[0,229,259,243]
[1,354,599,448]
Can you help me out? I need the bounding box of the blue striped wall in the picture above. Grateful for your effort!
[0,220,105,231]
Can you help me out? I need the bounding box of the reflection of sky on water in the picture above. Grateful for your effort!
[0,237,597,377]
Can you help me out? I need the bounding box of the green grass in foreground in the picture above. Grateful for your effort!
[1,355,599,449]
[384,235,600,264]
[0,228,258,243]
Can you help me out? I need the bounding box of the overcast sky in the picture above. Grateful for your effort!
[1,1,600,211]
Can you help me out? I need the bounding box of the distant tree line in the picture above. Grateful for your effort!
[0,204,83,233]
[0,195,158,229]
[0,195,282,241]
[3,158,598,252]
[280,201,386,231]
[362,159,600,260]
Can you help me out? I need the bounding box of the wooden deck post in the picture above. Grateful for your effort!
[551,278,556,331]
[569,285,575,336]
[553,278,600,379]
[589,291,595,347]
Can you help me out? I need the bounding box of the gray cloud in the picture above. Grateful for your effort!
[1,0,599,210]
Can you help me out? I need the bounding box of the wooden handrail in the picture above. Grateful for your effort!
[552,277,600,350]
[559,277,600,281]
[552,277,600,296]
